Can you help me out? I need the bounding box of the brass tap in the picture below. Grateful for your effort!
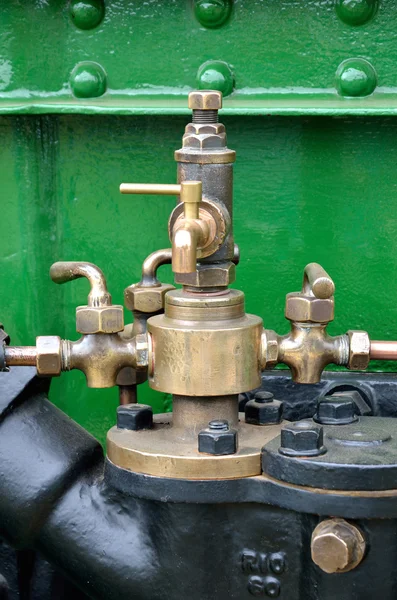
[261,263,370,384]
[120,180,224,276]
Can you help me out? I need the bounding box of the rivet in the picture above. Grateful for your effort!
[335,0,378,26]
[335,58,377,97]
[70,0,105,30]
[194,0,232,29]
[196,60,234,97]
[70,61,107,98]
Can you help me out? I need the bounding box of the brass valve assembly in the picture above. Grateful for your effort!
[2,89,397,480]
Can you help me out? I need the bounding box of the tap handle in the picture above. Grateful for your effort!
[50,261,112,307]
[120,181,202,219]
[302,263,335,299]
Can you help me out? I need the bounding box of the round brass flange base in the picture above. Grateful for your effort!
[107,414,282,480]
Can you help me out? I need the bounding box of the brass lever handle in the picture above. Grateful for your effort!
[50,261,112,308]
[302,263,335,299]
[119,181,202,219]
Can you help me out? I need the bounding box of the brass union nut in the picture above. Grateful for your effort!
[311,519,366,574]
[124,283,175,313]
[36,335,62,376]
[347,330,370,370]
[76,305,124,334]
[174,262,235,287]
[134,333,149,369]
[182,132,226,150]
[260,329,279,369]
[185,123,225,135]
[285,293,334,323]
[188,90,222,110]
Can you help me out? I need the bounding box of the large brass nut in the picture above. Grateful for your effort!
[124,284,175,313]
[185,123,225,135]
[347,330,370,370]
[311,519,366,574]
[260,329,279,369]
[134,333,149,369]
[174,263,235,287]
[285,293,334,323]
[182,132,226,150]
[36,336,62,376]
[76,305,124,334]
[188,90,222,110]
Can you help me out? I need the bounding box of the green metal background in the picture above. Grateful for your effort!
[1,0,396,445]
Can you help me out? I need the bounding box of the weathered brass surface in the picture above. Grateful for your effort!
[107,413,282,479]
[285,262,334,323]
[172,395,239,430]
[311,519,366,574]
[124,283,175,314]
[147,289,263,395]
[75,305,124,335]
[260,329,279,370]
[188,90,222,110]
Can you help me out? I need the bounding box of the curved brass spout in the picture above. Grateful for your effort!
[172,221,208,274]
[50,261,111,307]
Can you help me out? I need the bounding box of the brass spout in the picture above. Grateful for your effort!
[172,221,208,275]
[50,262,111,307]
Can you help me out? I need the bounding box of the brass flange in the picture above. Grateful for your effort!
[107,413,282,480]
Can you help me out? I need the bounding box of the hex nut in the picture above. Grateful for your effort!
[260,329,279,369]
[311,519,366,574]
[124,284,175,313]
[347,330,370,370]
[117,403,153,431]
[36,336,62,376]
[198,420,238,455]
[279,421,326,457]
[314,395,358,425]
[175,262,235,287]
[185,123,225,135]
[182,132,226,150]
[134,333,149,369]
[285,293,334,323]
[245,393,283,425]
[188,90,222,110]
[76,305,124,334]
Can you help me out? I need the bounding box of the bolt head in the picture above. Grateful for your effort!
[347,330,370,370]
[245,396,283,426]
[285,293,334,323]
[174,262,235,287]
[198,422,237,455]
[188,90,222,110]
[124,283,175,313]
[117,403,153,431]
[279,421,326,457]
[76,305,124,334]
[134,333,149,369]
[315,395,358,425]
[36,336,62,376]
[311,519,366,574]
[260,329,279,369]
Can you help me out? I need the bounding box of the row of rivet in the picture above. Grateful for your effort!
[69,58,378,100]
[70,0,379,32]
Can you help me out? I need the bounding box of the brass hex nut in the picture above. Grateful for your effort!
[188,90,222,110]
[134,333,149,369]
[347,330,370,370]
[124,283,175,313]
[285,293,334,323]
[260,329,279,369]
[182,132,226,150]
[174,263,235,287]
[185,123,225,135]
[36,336,62,376]
[76,305,124,334]
[311,519,366,574]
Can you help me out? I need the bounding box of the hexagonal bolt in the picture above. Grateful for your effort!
[175,262,235,287]
[279,421,326,457]
[76,305,124,334]
[188,90,222,124]
[314,395,358,425]
[245,391,283,426]
[124,283,175,313]
[347,330,370,371]
[198,419,238,455]
[117,403,153,431]
[311,519,366,574]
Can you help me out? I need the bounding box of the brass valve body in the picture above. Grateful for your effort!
[147,289,263,396]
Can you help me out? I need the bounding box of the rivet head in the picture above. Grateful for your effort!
[70,61,107,98]
[335,58,377,97]
[196,60,234,97]
[335,0,378,26]
[70,0,105,30]
[194,0,232,29]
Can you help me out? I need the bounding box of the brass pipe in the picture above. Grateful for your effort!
[141,248,172,287]
[50,262,111,307]
[5,346,37,366]
[370,341,397,360]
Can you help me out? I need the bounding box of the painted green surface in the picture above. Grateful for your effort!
[0,0,397,115]
[1,113,397,444]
